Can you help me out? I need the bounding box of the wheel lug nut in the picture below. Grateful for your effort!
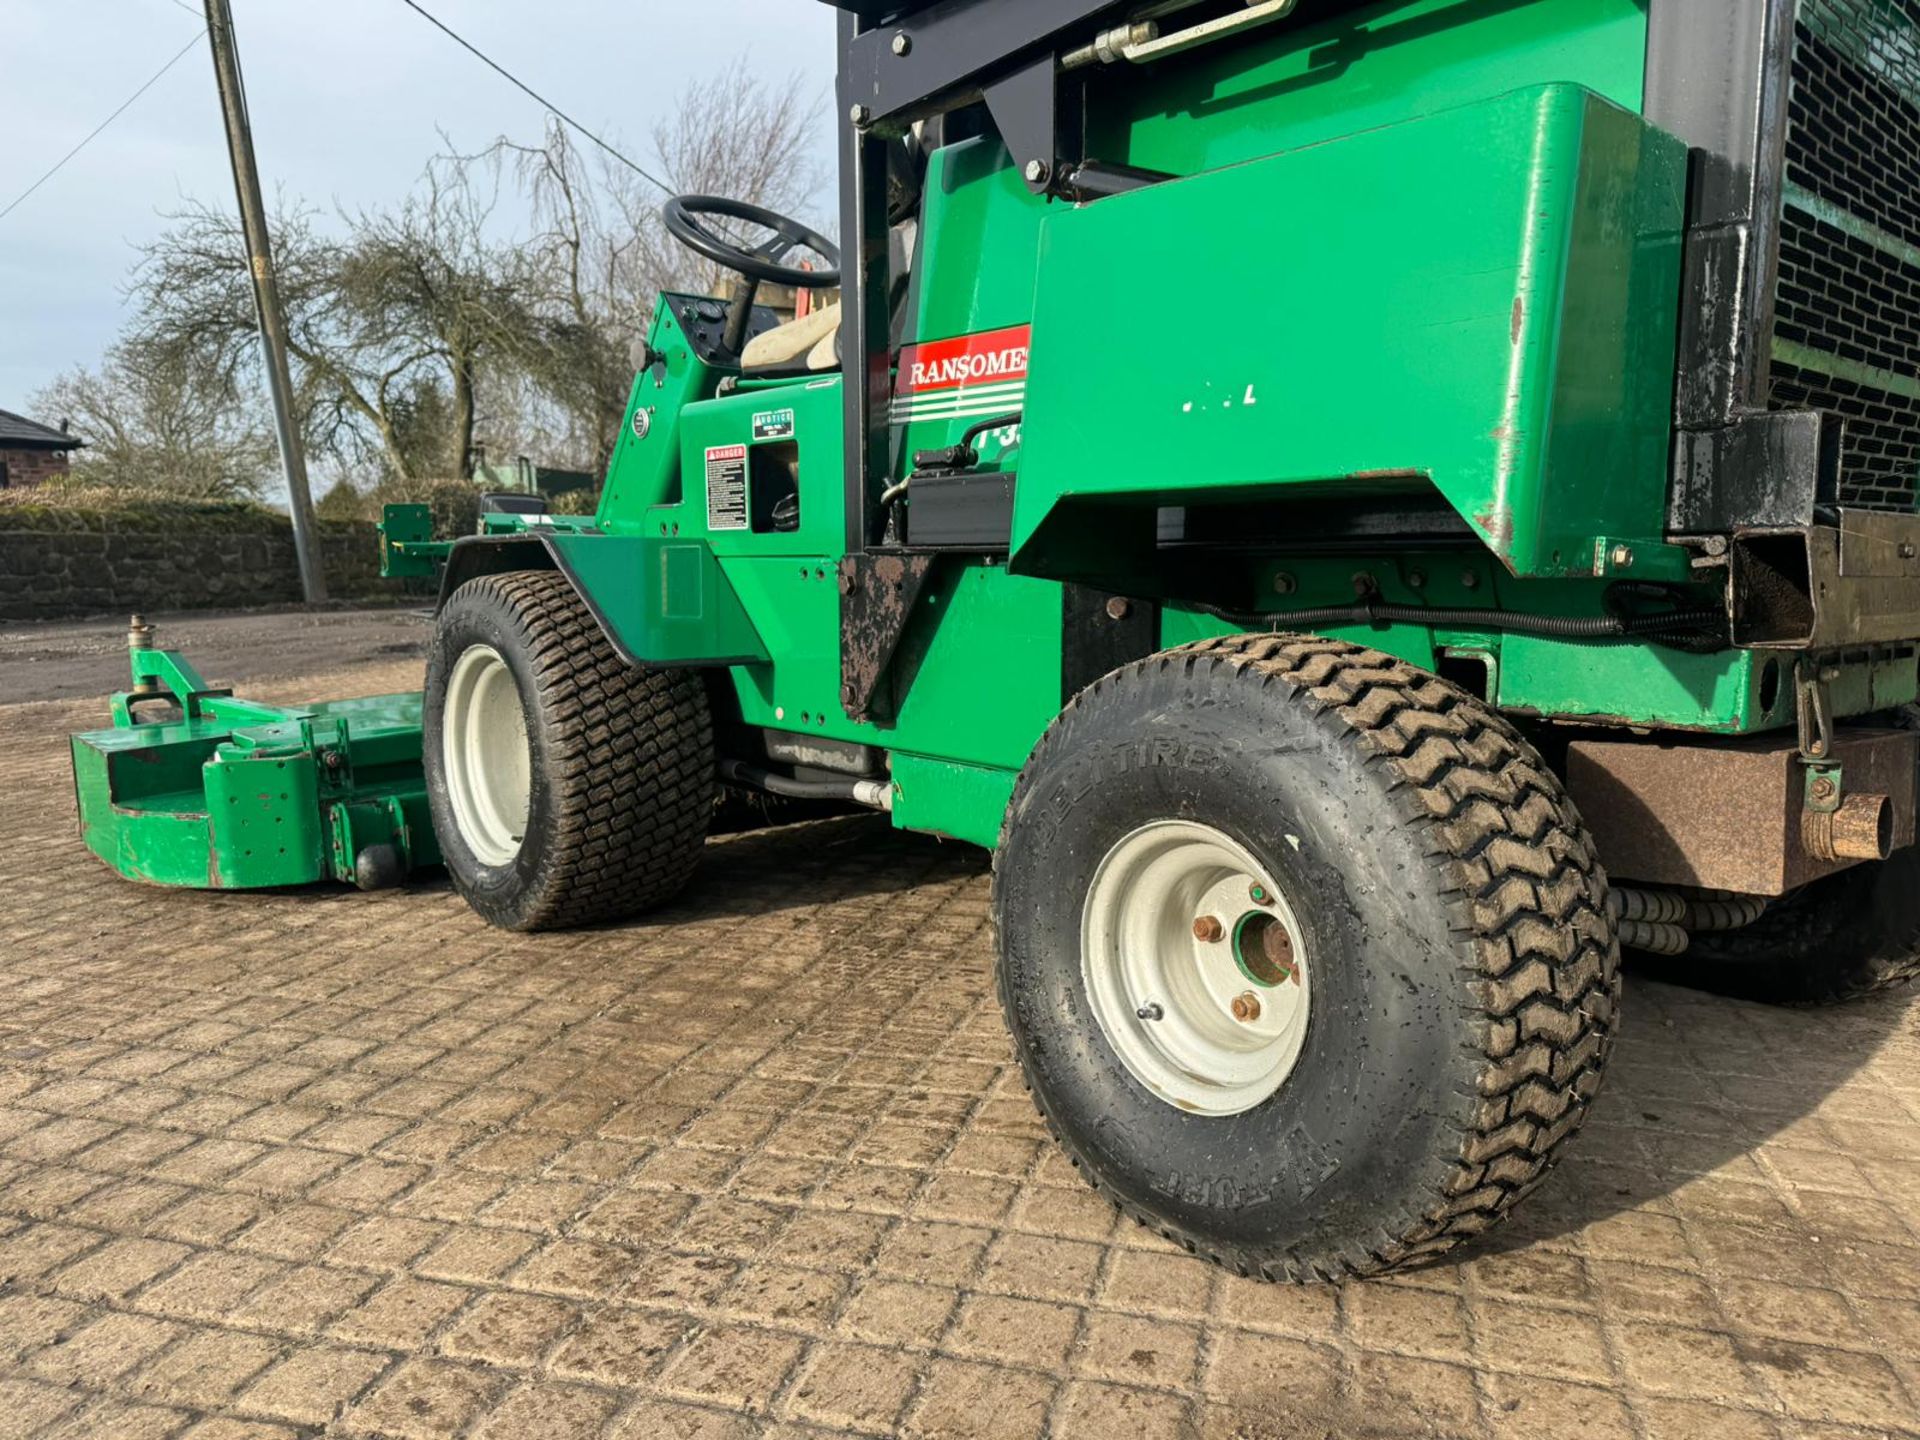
[1230,992,1262,1023]
[1249,884,1275,907]
[1192,915,1225,943]
[1136,1003,1164,1022]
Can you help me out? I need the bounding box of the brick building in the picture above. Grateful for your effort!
[0,409,82,489]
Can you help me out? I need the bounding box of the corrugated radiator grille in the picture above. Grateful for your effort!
[1773,0,1920,510]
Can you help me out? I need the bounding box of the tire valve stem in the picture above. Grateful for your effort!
[1136,1003,1165,1022]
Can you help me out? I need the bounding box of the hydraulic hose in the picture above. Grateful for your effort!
[718,759,892,811]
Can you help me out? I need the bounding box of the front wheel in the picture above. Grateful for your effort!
[993,636,1621,1281]
[424,570,715,931]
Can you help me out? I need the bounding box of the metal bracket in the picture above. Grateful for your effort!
[1794,659,1839,762]
[1061,587,1160,702]
[986,55,1073,195]
[1803,761,1844,815]
[307,715,355,794]
[112,647,232,726]
[1669,408,1839,533]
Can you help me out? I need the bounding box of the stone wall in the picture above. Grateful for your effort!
[0,509,404,621]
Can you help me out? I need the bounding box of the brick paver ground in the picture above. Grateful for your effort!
[1,648,1918,1438]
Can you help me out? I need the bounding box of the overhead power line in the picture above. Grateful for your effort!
[391,0,676,195]
[0,30,206,225]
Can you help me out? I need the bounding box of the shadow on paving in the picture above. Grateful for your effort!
[2,675,1918,1436]
[1458,970,1911,1260]
[678,817,1913,1263]
[17,681,1909,1272]
[515,812,1914,1260]
[231,807,1911,1261]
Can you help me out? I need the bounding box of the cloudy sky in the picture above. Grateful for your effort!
[0,0,839,413]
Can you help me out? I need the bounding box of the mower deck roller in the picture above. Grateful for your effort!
[70,619,437,891]
[70,0,1920,1280]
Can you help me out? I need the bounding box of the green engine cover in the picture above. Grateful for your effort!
[1013,84,1688,587]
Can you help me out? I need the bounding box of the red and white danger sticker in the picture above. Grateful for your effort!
[891,324,1030,425]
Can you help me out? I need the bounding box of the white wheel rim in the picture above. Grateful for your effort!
[1081,821,1312,1117]
[442,644,531,867]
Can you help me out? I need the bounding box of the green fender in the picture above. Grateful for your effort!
[437,531,770,668]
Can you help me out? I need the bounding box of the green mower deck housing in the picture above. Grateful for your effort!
[70,636,438,890]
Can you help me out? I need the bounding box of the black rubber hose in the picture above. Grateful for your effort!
[960,412,1023,447]
[718,758,874,803]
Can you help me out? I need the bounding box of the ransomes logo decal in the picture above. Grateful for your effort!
[890,324,1030,426]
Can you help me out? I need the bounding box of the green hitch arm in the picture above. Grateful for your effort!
[379,503,455,579]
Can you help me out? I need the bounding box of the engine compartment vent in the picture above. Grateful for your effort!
[1772,0,1920,512]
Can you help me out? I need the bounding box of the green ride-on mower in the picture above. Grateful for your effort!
[71,0,1920,1281]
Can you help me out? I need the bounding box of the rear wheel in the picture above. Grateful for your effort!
[425,570,714,931]
[993,635,1621,1281]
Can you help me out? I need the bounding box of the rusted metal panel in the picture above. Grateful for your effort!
[1565,729,1919,894]
[839,552,936,723]
[1839,509,1920,579]
[1733,513,1920,648]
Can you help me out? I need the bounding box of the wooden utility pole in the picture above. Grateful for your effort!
[203,0,327,603]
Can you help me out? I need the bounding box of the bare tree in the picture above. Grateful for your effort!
[478,61,828,471]
[132,166,534,483]
[32,340,276,499]
[337,158,543,478]
[93,58,829,488]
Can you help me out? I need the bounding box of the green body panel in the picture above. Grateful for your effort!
[604,295,737,525]
[671,381,846,555]
[914,140,1053,343]
[204,749,325,889]
[889,755,1019,850]
[70,649,439,890]
[71,725,223,889]
[1015,85,1688,582]
[531,15,1881,852]
[692,554,1065,771]
[1148,557,1877,733]
[1105,0,1649,173]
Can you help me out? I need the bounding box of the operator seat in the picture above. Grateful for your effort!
[737,131,925,377]
[741,301,843,371]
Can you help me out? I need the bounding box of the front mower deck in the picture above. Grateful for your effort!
[70,627,437,891]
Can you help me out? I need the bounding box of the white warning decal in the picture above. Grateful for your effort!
[705,444,748,531]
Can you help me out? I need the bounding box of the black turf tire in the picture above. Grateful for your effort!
[993,635,1622,1281]
[424,570,714,932]
[1666,852,1920,1004]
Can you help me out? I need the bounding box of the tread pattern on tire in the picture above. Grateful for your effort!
[454,570,714,931]
[995,633,1623,1280]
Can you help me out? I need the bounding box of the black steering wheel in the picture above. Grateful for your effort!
[661,195,841,289]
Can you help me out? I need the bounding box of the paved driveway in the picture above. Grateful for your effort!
[0,625,1917,1439]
